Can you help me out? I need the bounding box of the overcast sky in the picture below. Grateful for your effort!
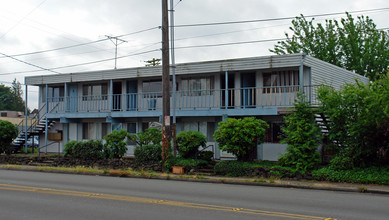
[0,0,388,109]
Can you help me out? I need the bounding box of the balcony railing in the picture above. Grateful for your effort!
[47,85,321,114]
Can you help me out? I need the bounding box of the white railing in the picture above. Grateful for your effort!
[46,85,321,113]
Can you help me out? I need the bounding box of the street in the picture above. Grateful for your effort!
[0,170,388,219]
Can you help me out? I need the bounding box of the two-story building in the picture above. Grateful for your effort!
[21,53,368,160]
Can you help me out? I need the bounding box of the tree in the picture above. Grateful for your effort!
[10,79,25,112]
[213,117,268,161]
[278,94,321,174]
[318,75,389,168]
[0,79,25,112]
[0,120,19,155]
[271,12,389,81]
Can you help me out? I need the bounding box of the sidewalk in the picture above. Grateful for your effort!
[1,165,389,195]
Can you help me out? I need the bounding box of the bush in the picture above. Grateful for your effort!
[103,129,128,159]
[20,147,38,154]
[129,128,161,147]
[328,151,355,170]
[278,94,321,174]
[134,144,162,166]
[214,117,268,161]
[269,165,300,178]
[318,76,389,167]
[0,120,19,155]
[214,161,251,177]
[312,166,389,185]
[176,130,206,159]
[63,140,104,160]
[165,157,208,170]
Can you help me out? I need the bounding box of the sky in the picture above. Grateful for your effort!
[0,0,388,109]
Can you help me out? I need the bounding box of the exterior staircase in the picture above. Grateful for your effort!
[12,104,55,152]
[314,112,336,163]
[314,112,330,136]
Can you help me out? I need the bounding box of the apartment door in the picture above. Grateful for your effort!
[241,72,256,107]
[126,80,137,111]
[68,84,78,112]
[112,82,122,111]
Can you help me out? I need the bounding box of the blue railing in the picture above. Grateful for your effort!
[46,85,320,114]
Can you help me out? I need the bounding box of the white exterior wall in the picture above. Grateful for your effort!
[38,123,64,153]
[306,56,369,90]
[257,143,287,161]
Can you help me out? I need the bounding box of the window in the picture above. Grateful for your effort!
[82,83,108,100]
[263,70,299,93]
[127,123,137,145]
[142,80,174,97]
[180,76,214,95]
[142,81,162,93]
[42,86,64,102]
[1,112,7,117]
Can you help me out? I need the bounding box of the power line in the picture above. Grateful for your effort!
[48,49,160,71]
[0,52,60,74]
[0,49,160,76]
[0,0,48,39]
[174,7,389,28]
[0,39,108,59]
[0,26,160,59]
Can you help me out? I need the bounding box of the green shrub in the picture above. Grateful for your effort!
[20,147,39,154]
[176,130,206,159]
[129,128,161,147]
[328,151,355,170]
[165,157,208,170]
[318,76,389,167]
[270,165,299,178]
[214,161,251,177]
[312,166,389,185]
[0,120,19,155]
[64,140,103,160]
[134,144,162,166]
[63,140,77,157]
[278,94,321,174]
[214,117,268,161]
[103,129,128,159]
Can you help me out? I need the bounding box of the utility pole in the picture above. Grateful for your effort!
[161,0,170,171]
[169,0,177,157]
[105,35,127,69]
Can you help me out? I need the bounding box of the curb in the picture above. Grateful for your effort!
[1,166,389,195]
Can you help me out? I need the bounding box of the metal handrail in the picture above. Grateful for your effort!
[195,144,214,171]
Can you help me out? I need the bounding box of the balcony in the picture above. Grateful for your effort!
[47,85,320,117]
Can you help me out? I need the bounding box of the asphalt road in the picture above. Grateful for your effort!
[0,170,388,220]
